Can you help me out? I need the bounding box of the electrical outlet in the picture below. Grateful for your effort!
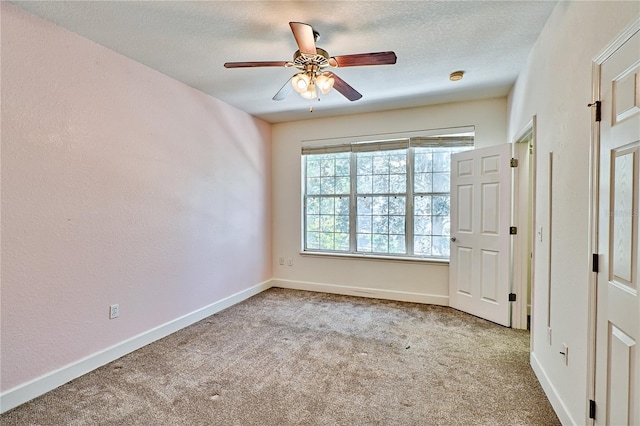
[279,257,285,265]
[109,304,120,319]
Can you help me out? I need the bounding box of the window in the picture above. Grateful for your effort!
[302,132,473,260]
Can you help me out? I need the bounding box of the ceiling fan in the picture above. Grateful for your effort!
[224,22,397,103]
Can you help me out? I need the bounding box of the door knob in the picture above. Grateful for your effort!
[451,237,457,242]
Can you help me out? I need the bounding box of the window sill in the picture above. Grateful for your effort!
[299,251,449,265]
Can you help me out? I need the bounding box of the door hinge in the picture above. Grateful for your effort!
[589,399,596,419]
[510,226,518,235]
[510,158,519,167]
[509,293,517,302]
[592,253,599,273]
[588,101,601,122]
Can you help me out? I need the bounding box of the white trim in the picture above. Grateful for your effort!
[271,278,449,306]
[511,117,536,332]
[531,351,574,425]
[0,280,272,414]
[300,250,449,265]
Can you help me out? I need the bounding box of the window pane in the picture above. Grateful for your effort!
[372,216,388,233]
[357,175,373,193]
[307,215,319,232]
[357,215,372,233]
[321,215,335,232]
[335,158,350,176]
[389,174,406,193]
[414,216,432,235]
[307,197,320,214]
[335,197,349,215]
[415,152,431,173]
[432,173,449,192]
[414,196,431,215]
[357,196,372,214]
[432,195,450,216]
[389,154,406,173]
[336,177,350,194]
[320,232,335,250]
[432,236,450,256]
[307,177,321,195]
[357,155,372,175]
[357,233,372,252]
[321,176,336,194]
[372,197,389,215]
[335,233,350,251]
[389,235,406,254]
[414,236,432,255]
[372,155,390,174]
[414,173,431,193]
[307,159,321,177]
[389,197,405,215]
[432,216,450,236]
[389,215,405,234]
[320,198,335,215]
[335,215,349,233]
[307,232,319,249]
[372,234,389,252]
[433,152,450,172]
[320,158,335,176]
[372,174,389,193]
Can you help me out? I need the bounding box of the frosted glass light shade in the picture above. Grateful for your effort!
[291,73,311,93]
[316,73,335,95]
[300,82,317,99]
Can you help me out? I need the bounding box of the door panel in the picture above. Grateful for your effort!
[481,250,499,302]
[608,324,635,426]
[450,143,512,326]
[595,26,639,426]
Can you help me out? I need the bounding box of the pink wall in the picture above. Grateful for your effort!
[1,3,271,392]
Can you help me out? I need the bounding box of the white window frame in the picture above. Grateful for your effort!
[301,127,474,261]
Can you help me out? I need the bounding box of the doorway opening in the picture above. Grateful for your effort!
[512,118,536,331]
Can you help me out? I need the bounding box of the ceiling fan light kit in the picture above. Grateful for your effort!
[224,22,397,107]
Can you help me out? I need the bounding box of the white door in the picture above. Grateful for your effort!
[450,144,512,327]
[594,27,640,425]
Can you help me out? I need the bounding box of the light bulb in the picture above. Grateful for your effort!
[291,73,311,93]
[316,73,335,95]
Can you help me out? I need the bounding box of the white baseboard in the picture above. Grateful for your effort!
[0,280,272,414]
[530,351,575,425]
[271,278,449,306]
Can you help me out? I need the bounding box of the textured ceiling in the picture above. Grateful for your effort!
[10,1,557,123]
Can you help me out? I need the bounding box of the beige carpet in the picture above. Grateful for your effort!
[1,288,559,425]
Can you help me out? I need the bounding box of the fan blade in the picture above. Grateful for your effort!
[329,51,397,68]
[224,61,288,68]
[273,77,294,101]
[289,22,317,55]
[331,73,362,101]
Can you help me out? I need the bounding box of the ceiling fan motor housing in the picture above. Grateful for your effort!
[293,48,331,69]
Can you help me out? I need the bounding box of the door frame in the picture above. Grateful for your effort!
[587,15,640,424]
[512,117,537,331]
